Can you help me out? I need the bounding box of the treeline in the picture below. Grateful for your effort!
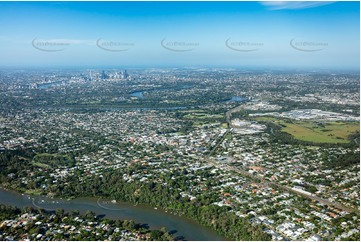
[0,150,34,183]
[0,150,271,240]
[0,150,47,193]
[260,122,359,169]
[324,151,360,169]
[264,122,358,148]
[0,205,173,241]
[57,170,271,241]
[348,131,360,144]
[0,205,21,221]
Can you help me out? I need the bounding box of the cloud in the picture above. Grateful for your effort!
[260,1,334,10]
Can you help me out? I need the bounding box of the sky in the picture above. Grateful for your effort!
[0,1,359,71]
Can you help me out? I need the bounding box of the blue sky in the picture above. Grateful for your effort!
[0,1,359,70]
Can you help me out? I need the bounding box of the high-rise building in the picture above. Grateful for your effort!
[89,70,93,81]
[101,70,108,80]
[123,70,129,79]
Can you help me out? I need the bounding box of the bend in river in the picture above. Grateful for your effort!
[0,188,226,241]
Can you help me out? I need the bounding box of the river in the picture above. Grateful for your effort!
[129,84,194,100]
[228,96,247,102]
[130,91,144,99]
[38,81,66,89]
[0,188,226,241]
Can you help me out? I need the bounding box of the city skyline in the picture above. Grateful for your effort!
[0,1,359,70]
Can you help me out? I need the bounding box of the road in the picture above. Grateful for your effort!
[207,129,231,157]
[205,156,356,213]
[206,103,358,214]
[225,104,244,127]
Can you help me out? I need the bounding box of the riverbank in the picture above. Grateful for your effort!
[0,187,227,241]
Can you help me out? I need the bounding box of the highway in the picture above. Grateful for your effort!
[207,129,231,157]
[205,103,358,214]
[212,159,356,213]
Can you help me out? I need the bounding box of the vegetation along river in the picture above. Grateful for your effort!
[0,188,226,241]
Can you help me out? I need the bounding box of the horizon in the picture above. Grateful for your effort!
[0,1,359,71]
[0,66,359,74]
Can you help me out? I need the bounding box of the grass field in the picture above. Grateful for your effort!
[32,161,50,168]
[253,116,359,144]
[32,153,74,167]
[25,189,43,195]
[184,113,224,119]
[221,123,228,128]
[178,109,206,113]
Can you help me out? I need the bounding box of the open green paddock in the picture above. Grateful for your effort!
[253,116,359,144]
